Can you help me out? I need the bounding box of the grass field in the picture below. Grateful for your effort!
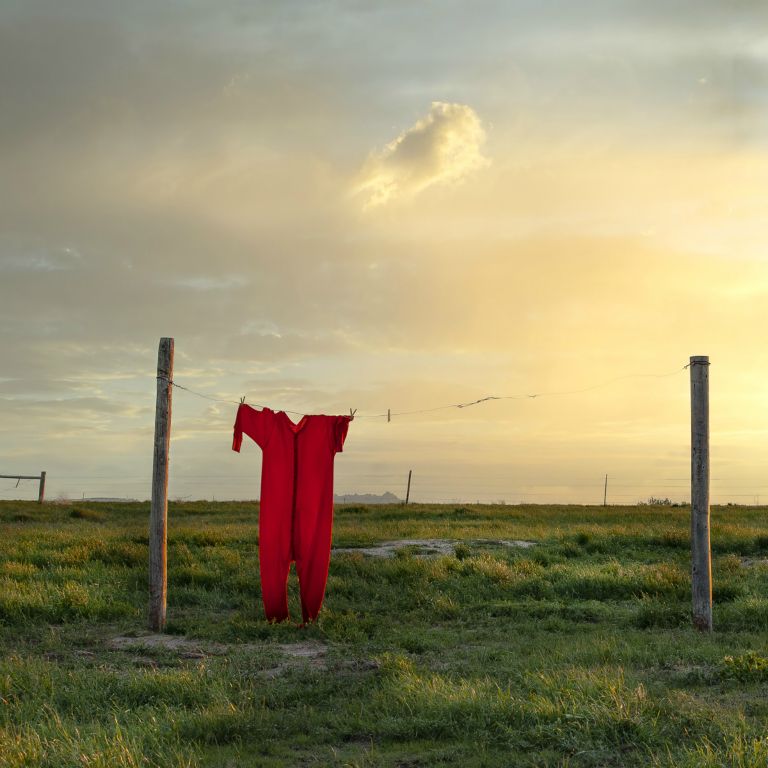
[1,500,768,767]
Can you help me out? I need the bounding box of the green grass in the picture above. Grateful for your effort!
[2,500,768,766]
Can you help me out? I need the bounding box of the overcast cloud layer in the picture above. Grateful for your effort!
[1,1,767,503]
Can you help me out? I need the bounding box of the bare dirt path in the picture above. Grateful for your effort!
[332,538,536,558]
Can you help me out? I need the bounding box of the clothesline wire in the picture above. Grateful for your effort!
[156,363,690,420]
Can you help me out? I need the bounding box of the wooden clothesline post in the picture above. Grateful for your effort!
[690,355,712,632]
[149,337,174,632]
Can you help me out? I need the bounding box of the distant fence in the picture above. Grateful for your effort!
[0,472,46,503]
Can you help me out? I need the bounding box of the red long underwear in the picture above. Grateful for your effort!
[232,404,352,623]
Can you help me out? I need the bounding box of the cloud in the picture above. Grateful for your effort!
[356,102,488,208]
[0,239,83,273]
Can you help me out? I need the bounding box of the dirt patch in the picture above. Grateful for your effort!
[105,635,382,680]
[108,634,228,655]
[333,539,456,558]
[332,538,536,558]
[276,641,326,660]
[498,539,537,549]
[261,642,327,678]
[108,635,329,675]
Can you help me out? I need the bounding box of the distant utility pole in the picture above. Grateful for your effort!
[690,355,712,632]
[603,474,608,507]
[149,337,174,632]
[405,469,412,505]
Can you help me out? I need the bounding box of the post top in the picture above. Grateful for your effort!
[690,356,710,365]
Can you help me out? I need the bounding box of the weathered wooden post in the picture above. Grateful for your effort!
[405,469,412,505]
[37,471,46,504]
[603,474,608,507]
[690,355,712,632]
[149,337,174,632]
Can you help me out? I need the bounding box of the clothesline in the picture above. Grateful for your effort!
[157,362,690,420]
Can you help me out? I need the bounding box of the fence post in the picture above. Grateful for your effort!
[149,337,174,632]
[37,471,46,504]
[405,469,412,505]
[690,355,712,632]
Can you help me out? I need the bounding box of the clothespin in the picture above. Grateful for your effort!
[240,396,246,404]
[387,408,391,423]
[349,408,357,420]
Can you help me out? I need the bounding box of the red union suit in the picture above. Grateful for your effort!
[232,404,352,623]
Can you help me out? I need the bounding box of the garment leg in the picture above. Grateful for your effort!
[259,549,290,622]
[259,506,292,622]
[294,504,334,623]
[295,552,331,623]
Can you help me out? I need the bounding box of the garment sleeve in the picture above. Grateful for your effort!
[232,404,273,451]
[333,414,352,454]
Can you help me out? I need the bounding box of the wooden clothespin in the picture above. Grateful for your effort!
[349,408,357,419]
[387,408,391,423]
[240,396,246,404]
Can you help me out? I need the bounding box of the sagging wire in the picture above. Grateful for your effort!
[156,363,690,421]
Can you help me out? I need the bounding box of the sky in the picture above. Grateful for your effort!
[1,1,767,504]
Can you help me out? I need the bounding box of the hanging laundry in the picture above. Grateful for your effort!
[232,404,352,623]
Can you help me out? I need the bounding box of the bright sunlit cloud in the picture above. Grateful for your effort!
[355,102,488,208]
